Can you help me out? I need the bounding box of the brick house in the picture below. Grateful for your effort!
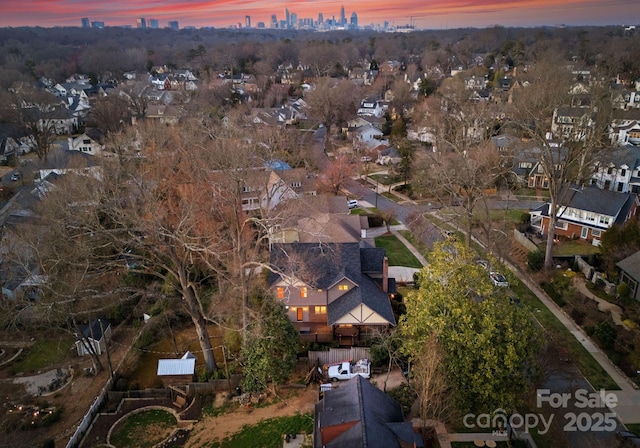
[530,185,639,245]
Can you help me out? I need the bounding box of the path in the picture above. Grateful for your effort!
[573,276,624,326]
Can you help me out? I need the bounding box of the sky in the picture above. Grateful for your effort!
[0,0,638,29]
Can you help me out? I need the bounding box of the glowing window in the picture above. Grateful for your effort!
[300,287,308,298]
[338,284,349,291]
[296,308,303,321]
[276,287,285,299]
[314,306,327,314]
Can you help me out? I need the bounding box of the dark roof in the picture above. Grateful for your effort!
[79,319,110,341]
[314,376,420,448]
[596,146,640,169]
[269,242,395,326]
[617,251,640,282]
[559,186,634,221]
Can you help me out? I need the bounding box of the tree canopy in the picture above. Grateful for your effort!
[400,241,544,412]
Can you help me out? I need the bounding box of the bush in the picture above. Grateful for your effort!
[368,214,384,227]
[594,321,618,351]
[527,248,545,272]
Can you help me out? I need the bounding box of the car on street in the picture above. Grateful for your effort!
[10,172,21,181]
[360,156,372,163]
[490,272,509,287]
[347,199,359,209]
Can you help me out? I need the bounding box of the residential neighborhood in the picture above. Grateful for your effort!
[1,23,640,448]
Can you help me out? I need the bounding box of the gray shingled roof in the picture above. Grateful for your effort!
[560,185,634,219]
[617,251,640,282]
[269,242,395,326]
[314,376,421,448]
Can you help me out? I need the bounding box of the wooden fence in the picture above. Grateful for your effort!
[307,347,371,368]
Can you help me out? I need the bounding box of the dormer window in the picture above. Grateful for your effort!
[290,181,301,188]
[300,287,308,298]
[621,169,627,177]
[338,284,349,291]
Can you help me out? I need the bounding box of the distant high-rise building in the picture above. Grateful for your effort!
[271,14,278,28]
[168,21,179,30]
[150,19,159,29]
[245,15,251,28]
[136,18,147,29]
[291,13,297,28]
[318,13,324,24]
[91,21,105,29]
[285,8,290,28]
[340,5,346,26]
[81,17,90,28]
[350,12,358,28]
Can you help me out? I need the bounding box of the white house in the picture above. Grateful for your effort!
[591,146,640,194]
[68,129,104,156]
[75,319,111,356]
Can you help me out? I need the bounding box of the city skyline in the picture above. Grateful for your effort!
[1,0,638,30]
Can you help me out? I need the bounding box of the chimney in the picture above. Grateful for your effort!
[383,256,389,293]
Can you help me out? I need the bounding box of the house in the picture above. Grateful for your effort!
[239,167,317,213]
[530,185,639,245]
[464,75,487,91]
[551,107,594,141]
[610,110,640,146]
[617,251,640,301]
[591,146,640,194]
[357,96,385,118]
[157,351,196,387]
[68,129,105,156]
[269,242,396,345]
[314,375,421,448]
[75,319,111,357]
[376,146,401,165]
[350,124,384,147]
[145,104,181,124]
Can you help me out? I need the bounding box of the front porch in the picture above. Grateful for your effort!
[294,323,388,346]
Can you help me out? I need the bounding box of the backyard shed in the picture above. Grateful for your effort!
[157,351,196,387]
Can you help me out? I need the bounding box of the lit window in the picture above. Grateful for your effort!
[338,284,349,291]
[277,287,285,299]
[300,287,308,298]
[314,306,327,314]
[296,308,303,321]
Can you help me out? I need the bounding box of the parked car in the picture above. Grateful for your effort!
[490,272,509,287]
[327,359,371,381]
[10,172,21,181]
[347,199,359,209]
[360,156,372,163]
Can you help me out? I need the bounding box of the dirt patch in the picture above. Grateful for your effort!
[185,369,407,447]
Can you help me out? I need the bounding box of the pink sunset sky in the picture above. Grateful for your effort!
[0,0,637,29]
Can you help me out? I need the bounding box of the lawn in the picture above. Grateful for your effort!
[210,413,313,448]
[369,173,402,185]
[552,240,600,257]
[110,410,177,448]
[398,229,430,260]
[374,234,423,268]
[10,336,75,374]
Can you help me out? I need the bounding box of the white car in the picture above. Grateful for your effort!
[490,272,509,287]
[347,199,358,209]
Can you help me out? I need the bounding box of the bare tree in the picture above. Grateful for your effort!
[12,88,61,161]
[510,52,612,268]
[317,154,356,196]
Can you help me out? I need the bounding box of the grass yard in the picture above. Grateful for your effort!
[552,239,600,257]
[398,229,430,260]
[210,413,313,448]
[369,173,401,185]
[374,234,423,268]
[110,409,177,448]
[10,336,75,374]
